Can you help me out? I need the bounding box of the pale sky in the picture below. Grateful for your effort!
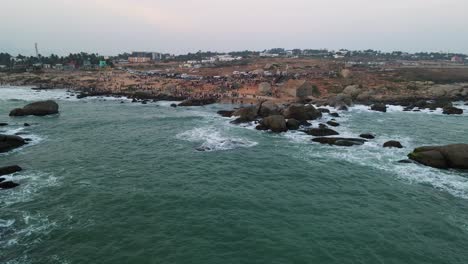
[1,0,467,55]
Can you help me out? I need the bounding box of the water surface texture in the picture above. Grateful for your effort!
[1,87,468,264]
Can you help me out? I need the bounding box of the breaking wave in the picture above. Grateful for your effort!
[177,127,258,152]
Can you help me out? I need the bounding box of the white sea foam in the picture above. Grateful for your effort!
[0,171,59,206]
[177,127,258,152]
[0,86,75,101]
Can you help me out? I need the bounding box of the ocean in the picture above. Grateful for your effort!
[1,86,468,264]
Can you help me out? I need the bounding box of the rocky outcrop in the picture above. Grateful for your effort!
[327,94,353,108]
[342,85,362,99]
[0,135,27,153]
[9,100,59,116]
[258,101,281,118]
[312,137,366,147]
[0,165,22,176]
[260,115,287,133]
[383,141,403,148]
[370,103,387,113]
[305,128,339,137]
[408,144,468,169]
[231,107,258,124]
[178,98,216,106]
[442,106,463,115]
[286,119,300,130]
[282,104,322,122]
[258,82,272,95]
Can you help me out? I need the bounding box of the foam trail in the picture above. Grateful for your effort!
[177,127,257,152]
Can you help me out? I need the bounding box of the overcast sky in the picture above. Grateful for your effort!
[1,0,467,55]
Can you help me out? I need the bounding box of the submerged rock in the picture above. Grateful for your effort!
[330,112,340,118]
[9,100,59,117]
[0,123,8,126]
[305,128,339,137]
[0,181,20,189]
[326,121,340,127]
[383,141,403,148]
[408,144,468,169]
[0,135,27,153]
[360,133,375,139]
[170,103,178,108]
[312,137,366,147]
[0,165,22,176]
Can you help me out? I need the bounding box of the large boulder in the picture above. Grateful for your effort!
[342,85,362,99]
[0,165,22,176]
[178,98,216,106]
[286,119,300,130]
[9,100,59,117]
[442,106,463,115]
[312,137,366,147]
[327,94,353,108]
[261,115,287,133]
[231,107,258,124]
[0,181,20,189]
[0,135,27,153]
[283,104,322,122]
[371,103,387,113]
[408,144,468,169]
[217,110,234,117]
[305,128,339,137]
[258,101,281,118]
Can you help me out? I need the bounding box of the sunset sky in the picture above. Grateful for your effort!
[1,0,467,55]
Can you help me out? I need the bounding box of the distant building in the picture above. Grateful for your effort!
[128,51,162,63]
[451,56,463,63]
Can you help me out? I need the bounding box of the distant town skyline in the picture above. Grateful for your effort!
[1,0,467,56]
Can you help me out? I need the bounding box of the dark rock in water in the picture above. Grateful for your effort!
[9,100,59,117]
[231,107,258,124]
[370,103,387,112]
[300,121,312,127]
[283,104,322,122]
[408,144,468,169]
[286,119,300,130]
[305,128,339,137]
[120,101,125,104]
[360,133,375,139]
[403,107,413,112]
[261,115,287,133]
[0,135,27,153]
[0,181,20,189]
[15,132,28,136]
[131,98,138,103]
[24,123,30,127]
[217,110,234,117]
[413,109,421,112]
[398,159,413,164]
[141,100,148,105]
[258,101,281,118]
[178,98,216,107]
[0,178,5,183]
[326,121,340,127]
[330,112,340,118]
[0,123,8,126]
[24,138,32,142]
[384,140,403,148]
[318,123,328,129]
[442,106,463,115]
[0,165,22,176]
[170,103,178,108]
[312,137,366,147]
[338,105,348,111]
[318,108,330,113]
[255,124,268,131]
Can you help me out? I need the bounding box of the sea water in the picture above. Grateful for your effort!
[1,86,468,264]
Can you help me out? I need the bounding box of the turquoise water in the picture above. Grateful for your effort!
[1,87,468,264]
